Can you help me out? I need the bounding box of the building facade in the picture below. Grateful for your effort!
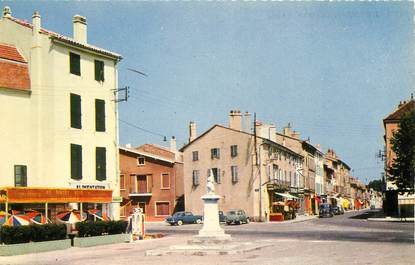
[181,111,302,222]
[0,7,122,220]
[119,141,184,221]
[382,98,415,217]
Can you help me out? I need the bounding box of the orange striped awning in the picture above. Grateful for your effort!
[0,187,112,203]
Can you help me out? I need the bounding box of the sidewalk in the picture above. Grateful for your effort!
[263,214,317,224]
[368,217,414,222]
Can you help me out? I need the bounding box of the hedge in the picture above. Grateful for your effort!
[76,220,128,237]
[0,224,67,245]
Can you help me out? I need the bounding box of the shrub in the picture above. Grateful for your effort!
[0,224,66,245]
[76,220,128,237]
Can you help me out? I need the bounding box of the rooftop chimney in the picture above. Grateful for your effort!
[244,111,251,133]
[229,110,242,131]
[73,15,87,43]
[170,136,177,152]
[291,131,300,139]
[3,6,11,18]
[32,11,41,34]
[283,123,292,136]
[189,121,197,143]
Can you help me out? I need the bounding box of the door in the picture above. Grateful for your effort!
[137,175,147,193]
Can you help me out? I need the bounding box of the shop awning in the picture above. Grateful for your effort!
[275,192,299,199]
[0,187,113,203]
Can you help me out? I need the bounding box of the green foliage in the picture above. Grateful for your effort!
[76,220,128,237]
[368,179,383,192]
[0,224,66,245]
[388,109,415,194]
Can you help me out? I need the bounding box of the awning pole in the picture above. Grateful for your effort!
[45,202,48,223]
[5,201,8,219]
[80,202,83,220]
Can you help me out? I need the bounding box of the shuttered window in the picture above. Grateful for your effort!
[70,93,82,129]
[156,202,169,216]
[70,52,81,76]
[96,147,107,181]
[192,170,200,186]
[71,144,82,180]
[94,60,104,81]
[14,165,27,187]
[212,168,221,184]
[161,173,170,189]
[95,99,106,132]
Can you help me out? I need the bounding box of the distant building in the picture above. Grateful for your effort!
[181,111,302,222]
[383,97,415,217]
[0,7,122,219]
[119,140,184,221]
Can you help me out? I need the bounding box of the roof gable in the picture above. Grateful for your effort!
[0,43,30,91]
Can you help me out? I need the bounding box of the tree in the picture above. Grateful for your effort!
[368,179,383,192]
[387,109,415,195]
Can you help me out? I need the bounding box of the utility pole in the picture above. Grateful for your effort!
[254,113,262,222]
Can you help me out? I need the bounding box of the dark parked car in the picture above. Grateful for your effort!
[319,203,334,218]
[225,209,249,225]
[165,211,203,226]
[331,205,342,215]
[219,211,226,223]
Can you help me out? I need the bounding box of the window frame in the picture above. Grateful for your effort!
[211,148,220,159]
[96,147,107,181]
[231,165,238,183]
[155,201,170,216]
[70,93,82,129]
[211,168,221,184]
[70,143,82,180]
[95,99,106,132]
[14,165,27,187]
[161,173,171,189]
[192,170,200,186]
[120,174,126,190]
[137,156,145,166]
[192,151,199,161]
[230,145,238,157]
[69,52,81,76]
[94,59,105,82]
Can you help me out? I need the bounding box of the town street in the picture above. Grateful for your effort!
[2,210,414,265]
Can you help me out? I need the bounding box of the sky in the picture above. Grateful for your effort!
[5,1,414,183]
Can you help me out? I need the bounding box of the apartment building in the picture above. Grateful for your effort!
[0,7,122,219]
[383,97,415,217]
[181,110,302,221]
[119,140,184,221]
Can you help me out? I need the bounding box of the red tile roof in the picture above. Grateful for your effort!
[6,16,122,60]
[384,100,415,122]
[0,44,30,91]
[0,43,26,63]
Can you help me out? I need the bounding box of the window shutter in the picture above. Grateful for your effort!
[70,94,82,129]
[95,99,106,132]
[217,169,221,184]
[22,166,27,186]
[71,144,82,180]
[70,52,81,76]
[94,60,105,81]
[96,147,107,181]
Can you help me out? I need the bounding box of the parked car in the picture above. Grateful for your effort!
[219,211,226,223]
[331,205,342,215]
[225,209,249,225]
[319,203,334,218]
[165,211,203,226]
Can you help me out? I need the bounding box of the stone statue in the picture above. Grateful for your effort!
[206,169,215,194]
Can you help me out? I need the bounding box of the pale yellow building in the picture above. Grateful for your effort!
[0,7,122,219]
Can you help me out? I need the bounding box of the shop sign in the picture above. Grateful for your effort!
[112,196,123,203]
[69,182,110,190]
